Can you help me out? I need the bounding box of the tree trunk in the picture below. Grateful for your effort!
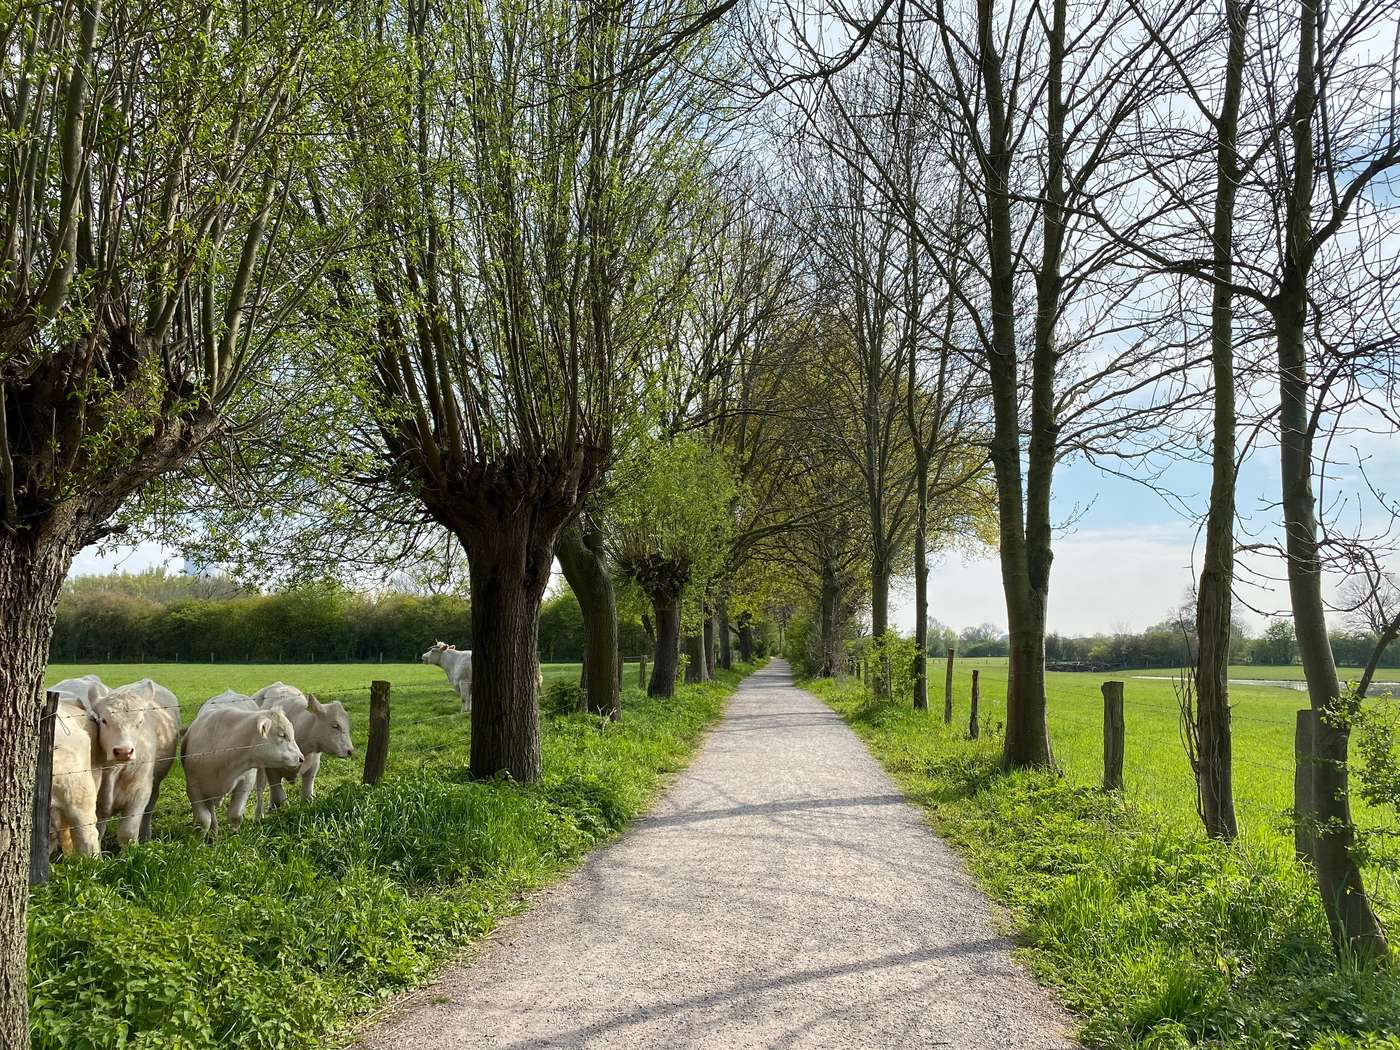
[703,610,716,677]
[819,562,840,677]
[1274,0,1387,961]
[684,631,709,683]
[463,521,552,782]
[648,596,681,697]
[1277,292,1387,957]
[913,458,929,712]
[0,529,79,1044]
[738,619,755,663]
[555,524,620,720]
[869,553,891,699]
[977,0,1054,771]
[1192,0,1246,842]
[718,602,733,670]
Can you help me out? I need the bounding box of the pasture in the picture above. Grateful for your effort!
[29,659,751,1050]
[810,663,1400,1047]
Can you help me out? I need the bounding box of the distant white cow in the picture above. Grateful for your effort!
[90,679,182,847]
[423,642,474,712]
[422,642,543,713]
[183,704,302,839]
[249,682,353,817]
[49,697,104,857]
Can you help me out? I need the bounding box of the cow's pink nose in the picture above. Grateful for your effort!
[112,747,134,761]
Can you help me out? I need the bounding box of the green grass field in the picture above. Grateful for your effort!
[31,659,751,1050]
[808,662,1400,1048]
[934,657,1397,875]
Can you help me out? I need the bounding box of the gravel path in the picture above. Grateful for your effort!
[358,659,1076,1049]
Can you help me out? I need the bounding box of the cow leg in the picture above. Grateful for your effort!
[139,780,162,843]
[228,772,256,831]
[192,798,217,841]
[116,782,151,849]
[300,754,322,802]
[255,768,268,820]
[268,772,289,809]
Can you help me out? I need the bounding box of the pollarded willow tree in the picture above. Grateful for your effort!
[0,0,336,1035]
[610,436,738,696]
[328,0,722,779]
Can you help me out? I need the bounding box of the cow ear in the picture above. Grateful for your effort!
[257,716,272,738]
[307,693,324,714]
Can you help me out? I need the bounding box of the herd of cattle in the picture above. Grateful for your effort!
[43,675,353,858]
[42,641,532,861]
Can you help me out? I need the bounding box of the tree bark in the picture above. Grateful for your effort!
[1274,0,1387,960]
[1191,0,1246,842]
[684,631,709,683]
[703,609,716,677]
[462,520,552,782]
[649,596,681,697]
[912,459,929,712]
[738,615,755,663]
[0,529,79,1042]
[819,561,841,677]
[555,523,620,720]
[718,601,733,670]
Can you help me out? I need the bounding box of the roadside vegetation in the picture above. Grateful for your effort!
[28,662,757,1050]
[805,665,1399,1049]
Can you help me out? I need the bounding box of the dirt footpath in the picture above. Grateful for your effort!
[358,659,1076,1049]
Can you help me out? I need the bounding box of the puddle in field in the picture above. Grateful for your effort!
[1132,675,1400,697]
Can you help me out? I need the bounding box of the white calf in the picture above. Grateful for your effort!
[249,683,353,817]
[90,679,182,847]
[183,705,303,839]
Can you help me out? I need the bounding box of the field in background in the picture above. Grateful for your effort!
[925,656,1398,907]
[43,661,584,838]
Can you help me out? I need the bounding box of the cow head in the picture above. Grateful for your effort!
[255,709,304,769]
[421,640,454,666]
[93,681,156,763]
[304,694,354,758]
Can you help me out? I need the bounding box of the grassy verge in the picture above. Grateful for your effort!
[806,675,1400,1050]
[29,662,759,1050]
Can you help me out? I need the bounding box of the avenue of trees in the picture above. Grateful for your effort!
[4,0,1400,1037]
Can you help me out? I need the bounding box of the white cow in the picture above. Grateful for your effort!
[422,641,544,712]
[423,642,474,712]
[249,682,353,817]
[48,674,110,714]
[182,704,302,839]
[90,679,182,847]
[49,697,104,857]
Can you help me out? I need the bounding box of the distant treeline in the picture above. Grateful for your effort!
[52,569,650,663]
[928,615,1399,671]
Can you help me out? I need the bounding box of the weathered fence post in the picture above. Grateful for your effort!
[639,656,649,689]
[1102,681,1125,791]
[969,669,980,740]
[30,691,59,886]
[363,680,391,786]
[1294,708,1317,864]
[943,648,956,724]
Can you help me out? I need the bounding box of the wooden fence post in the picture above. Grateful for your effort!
[30,692,59,886]
[969,670,980,740]
[1294,709,1317,864]
[1102,681,1125,791]
[639,656,649,689]
[943,648,956,724]
[363,681,391,786]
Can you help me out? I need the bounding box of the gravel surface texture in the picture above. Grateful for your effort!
[358,659,1077,1049]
